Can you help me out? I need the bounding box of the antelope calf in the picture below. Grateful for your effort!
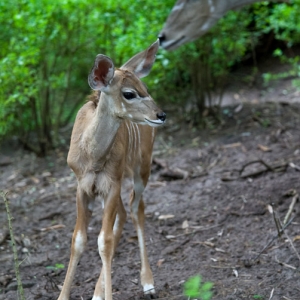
[57,40,166,300]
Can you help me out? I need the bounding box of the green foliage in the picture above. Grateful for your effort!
[256,0,300,90]
[183,275,213,300]
[1,0,300,152]
[0,0,173,154]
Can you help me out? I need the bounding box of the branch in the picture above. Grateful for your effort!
[1,191,25,300]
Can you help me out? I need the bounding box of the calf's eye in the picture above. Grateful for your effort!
[123,92,136,100]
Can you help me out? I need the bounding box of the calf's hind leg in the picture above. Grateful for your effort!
[130,174,155,294]
[92,196,126,299]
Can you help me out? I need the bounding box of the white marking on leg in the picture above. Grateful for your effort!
[91,296,104,300]
[113,214,120,235]
[98,231,105,253]
[143,283,155,294]
[137,226,146,263]
[74,231,85,253]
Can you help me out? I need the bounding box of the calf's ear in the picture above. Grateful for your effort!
[121,39,159,78]
[88,55,115,91]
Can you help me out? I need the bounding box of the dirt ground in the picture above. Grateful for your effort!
[1,76,300,300]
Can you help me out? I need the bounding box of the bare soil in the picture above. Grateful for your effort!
[1,85,300,299]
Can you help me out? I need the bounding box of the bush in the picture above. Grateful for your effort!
[0,0,173,154]
[1,0,300,153]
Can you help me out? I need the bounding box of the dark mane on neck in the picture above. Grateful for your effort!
[87,90,101,106]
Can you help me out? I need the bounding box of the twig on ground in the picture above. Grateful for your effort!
[283,230,300,262]
[272,205,283,237]
[1,190,25,300]
[239,159,274,175]
[283,194,298,225]
[239,159,288,178]
[268,288,274,300]
[274,256,297,270]
[40,224,66,231]
[172,224,222,239]
[253,216,294,261]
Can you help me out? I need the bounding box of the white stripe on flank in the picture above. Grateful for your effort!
[125,122,132,158]
[131,122,137,156]
[134,123,141,159]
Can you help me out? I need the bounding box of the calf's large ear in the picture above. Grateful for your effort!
[121,39,159,78]
[88,55,115,91]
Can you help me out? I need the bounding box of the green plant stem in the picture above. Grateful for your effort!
[1,191,25,300]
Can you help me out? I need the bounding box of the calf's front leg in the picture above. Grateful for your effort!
[58,188,94,300]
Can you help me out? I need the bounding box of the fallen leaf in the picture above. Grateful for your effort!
[233,269,238,277]
[148,181,166,188]
[267,204,273,214]
[166,235,176,239]
[30,176,40,184]
[257,144,271,152]
[157,259,165,267]
[222,142,242,149]
[158,214,175,220]
[127,236,138,243]
[182,220,189,229]
[234,103,243,113]
[215,248,226,253]
[293,235,300,241]
[204,241,215,247]
[42,171,52,177]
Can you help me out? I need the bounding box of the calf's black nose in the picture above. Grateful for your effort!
[157,111,166,122]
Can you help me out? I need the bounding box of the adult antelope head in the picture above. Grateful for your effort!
[159,0,266,50]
